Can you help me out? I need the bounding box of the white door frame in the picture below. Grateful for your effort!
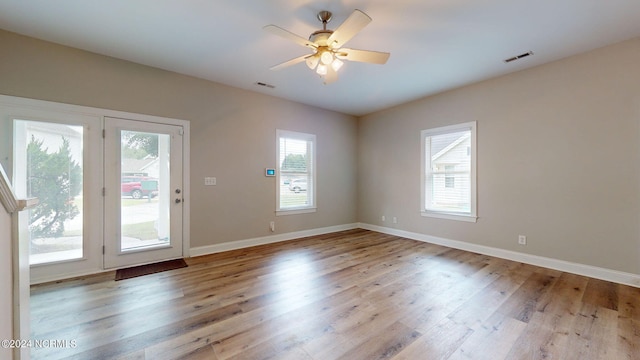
[103,117,185,269]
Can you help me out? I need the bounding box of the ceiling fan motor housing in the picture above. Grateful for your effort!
[309,30,333,46]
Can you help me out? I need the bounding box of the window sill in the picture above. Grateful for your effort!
[276,207,317,216]
[421,211,477,223]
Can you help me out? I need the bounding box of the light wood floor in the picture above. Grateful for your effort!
[31,229,640,359]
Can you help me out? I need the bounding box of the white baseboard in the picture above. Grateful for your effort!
[189,223,359,257]
[30,268,111,285]
[359,223,640,288]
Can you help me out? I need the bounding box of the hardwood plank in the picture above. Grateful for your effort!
[175,345,220,360]
[496,271,558,323]
[301,306,376,359]
[617,317,640,360]
[617,284,640,359]
[335,320,421,360]
[209,286,363,359]
[113,349,146,360]
[618,283,640,321]
[446,268,532,330]
[504,272,589,359]
[394,318,473,360]
[582,278,619,311]
[448,312,527,360]
[562,302,618,360]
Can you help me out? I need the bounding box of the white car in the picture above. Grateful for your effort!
[288,179,307,193]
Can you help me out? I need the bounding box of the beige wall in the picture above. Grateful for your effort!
[359,38,640,274]
[0,29,358,248]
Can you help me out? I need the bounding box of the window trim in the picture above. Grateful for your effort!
[421,121,477,223]
[276,129,316,215]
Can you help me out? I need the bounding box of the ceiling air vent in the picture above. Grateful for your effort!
[255,81,276,89]
[504,51,533,63]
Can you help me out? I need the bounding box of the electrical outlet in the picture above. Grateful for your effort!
[393,217,398,224]
[518,235,527,245]
[381,215,386,222]
[270,221,275,232]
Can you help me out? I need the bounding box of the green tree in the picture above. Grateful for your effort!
[281,153,306,172]
[122,131,158,158]
[27,136,82,238]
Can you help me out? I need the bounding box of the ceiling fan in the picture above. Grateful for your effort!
[264,9,390,84]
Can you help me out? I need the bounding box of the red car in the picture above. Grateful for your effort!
[121,176,158,199]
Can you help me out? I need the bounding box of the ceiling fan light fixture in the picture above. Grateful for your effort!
[331,58,344,71]
[320,50,334,65]
[316,64,328,75]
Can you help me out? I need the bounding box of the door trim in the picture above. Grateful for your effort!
[103,117,184,269]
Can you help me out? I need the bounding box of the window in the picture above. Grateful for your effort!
[277,130,316,214]
[14,119,85,265]
[421,121,476,222]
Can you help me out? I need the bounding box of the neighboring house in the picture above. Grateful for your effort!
[121,156,159,178]
[431,132,471,210]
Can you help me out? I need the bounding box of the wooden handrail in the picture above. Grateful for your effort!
[0,164,37,213]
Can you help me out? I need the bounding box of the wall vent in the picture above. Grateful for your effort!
[504,51,533,63]
[255,82,276,89]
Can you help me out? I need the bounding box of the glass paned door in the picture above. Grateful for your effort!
[104,117,183,269]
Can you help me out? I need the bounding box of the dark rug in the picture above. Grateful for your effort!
[115,259,188,281]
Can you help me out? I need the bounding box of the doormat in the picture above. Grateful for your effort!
[115,259,187,281]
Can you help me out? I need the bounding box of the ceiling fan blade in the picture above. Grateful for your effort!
[270,54,310,70]
[264,25,317,49]
[337,48,390,64]
[323,67,338,85]
[327,9,372,48]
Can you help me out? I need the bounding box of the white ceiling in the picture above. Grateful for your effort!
[1,1,639,116]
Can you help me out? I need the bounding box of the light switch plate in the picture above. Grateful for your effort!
[204,177,216,186]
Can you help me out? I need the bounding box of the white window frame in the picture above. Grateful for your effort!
[421,121,477,222]
[276,129,316,215]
